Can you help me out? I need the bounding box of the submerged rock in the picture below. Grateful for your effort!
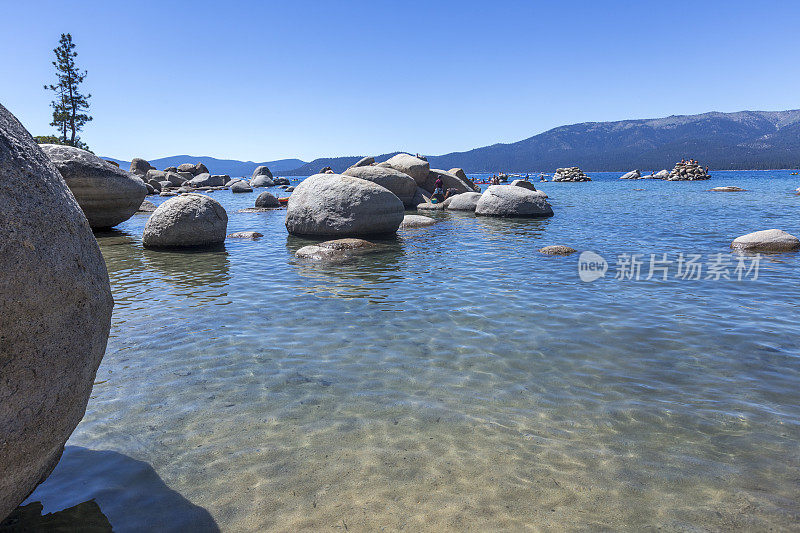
[285,173,404,237]
[228,231,263,239]
[730,229,800,252]
[710,186,746,192]
[377,153,430,185]
[142,193,228,248]
[539,245,577,255]
[295,238,382,262]
[343,165,418,206]
[41,144,147,228]
[0,103,113,521]
[475,185,554,217]
[400,214,437,228]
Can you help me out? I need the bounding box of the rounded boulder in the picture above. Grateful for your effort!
[377,153,430,185]
[731,229,800,252]
[285,173,404,237]
[142,193,228,248]
[0,104,114,521]
[41,144,147,228]
[475,185,554,217]
[343,165,418,206]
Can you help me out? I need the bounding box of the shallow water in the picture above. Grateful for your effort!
[25,171,800,531]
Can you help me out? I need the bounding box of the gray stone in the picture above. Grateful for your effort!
[0,103,113,521]
[165,171,186,186]
[445,192,482,211]
[343,165,418,206]
[731,229,800,252]
[188,173,225,187]
[552,167,591,182]
[145,183,155,195]
[145,169,166,182]
[377,153,430,185]
[177,163,195,173]
[619,170,641,180]
[41,144,147,228]
[142,193,228,248]
[137,199,158,212]
[177,171,194,181]
[416,201,447,211]
[255,191,281,208]
[710,186,746,192]
[653,169,670,179]
[251,165,273,180]
[285,173,404,237]
[231,181,253,193]
[422,169,474,194]
[400,214,437,228]
[147,179,162,192]
[539,245,577,255]
[350,156,375,168]
[228,231,263,239]
[295,238,382,262]
[475,185,554,217]
[129,157,154,176]
[273,177,290,186]
[449,168,468,181]
[510,179,538,191]
[411,186,430,206]
[158,181,172,190]
[250,175,274,187]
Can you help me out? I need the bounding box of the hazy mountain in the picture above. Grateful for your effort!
[104,155,306,176]
[106,110,800,175]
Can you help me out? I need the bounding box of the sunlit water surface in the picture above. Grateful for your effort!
[25,171,800,531]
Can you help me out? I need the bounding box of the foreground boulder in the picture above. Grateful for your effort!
[377,153,430,185]
[285,173,404,236]
[41,144,147,228]
[446,192,482,211]
[552,167,591,182]
[730,229,800,252]
[343,165,418,206]
[475,185,554,217]
[142,194,228,248]
[0,104,114,521]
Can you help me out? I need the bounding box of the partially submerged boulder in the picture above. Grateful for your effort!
[475,185,554,217]
[41,144,147,228]
[285,173,404,237]
[619,170,641,180]
[343,165,418,206]
[228,231,263,239]
[400,214,437,228]
[730,229,800,252]
[250,174,275,187]
[445,192,482,211]
[255,191,281,208]
[295,238,382,262]
[142,193,228,248]
[377,153,430,185]
[0,104,114,521]
[710,186,746,192]
[231,181,253,193]
[539,245,577,255]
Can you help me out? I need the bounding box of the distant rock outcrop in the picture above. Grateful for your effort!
[667,160,710,180]
[552,167,591,182]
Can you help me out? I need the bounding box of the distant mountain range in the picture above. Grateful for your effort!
[105,110,800,175]
[104,155,306,176]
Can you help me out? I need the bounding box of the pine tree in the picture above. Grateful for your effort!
[44,33,92,150]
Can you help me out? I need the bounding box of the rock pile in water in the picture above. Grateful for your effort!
[667,160,710,180]
[552,167,591,182]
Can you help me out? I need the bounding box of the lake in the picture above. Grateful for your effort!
[23,170,800,531]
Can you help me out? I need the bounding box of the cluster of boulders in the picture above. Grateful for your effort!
[0,104,114,521]
[667,160,710,180]
[553,167,591,182]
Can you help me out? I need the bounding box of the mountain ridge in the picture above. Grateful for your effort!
[105,109,800,175]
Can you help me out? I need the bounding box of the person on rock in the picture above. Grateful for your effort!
[431,176,445,203]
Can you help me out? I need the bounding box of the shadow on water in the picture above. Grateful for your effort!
[15,446,220,533]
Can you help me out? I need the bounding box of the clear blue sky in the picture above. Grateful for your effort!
[2,0,798,162]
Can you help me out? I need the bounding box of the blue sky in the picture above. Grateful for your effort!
[2,0,799,161]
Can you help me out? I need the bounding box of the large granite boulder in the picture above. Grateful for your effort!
[343,165,418,206]
[349,156,375,169]
[422,169,474,194]
[255,191,281,208]
[142,193,228,248]
[129,157,154,176]
[510,179,538,191]
[653,169,670,179]
[250,174,274,187]
[0,104,113,521]
[449,168,468,181]
[188,173,225,187]
[377,153,430,185]
[165,171,186,186]
[475,185,554,217]
[446,191,482,211]
[619,170,641,180]
[41,144,147,228]
[552,167,591,182]
[730,229,800,252]
[285,173,404,236]
[251,165,273,180]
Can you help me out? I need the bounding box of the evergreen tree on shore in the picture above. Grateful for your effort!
[44,33,92,150]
